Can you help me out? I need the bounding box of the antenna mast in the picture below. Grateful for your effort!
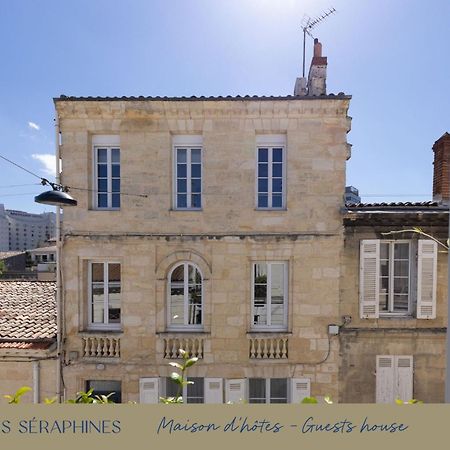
[301,7,336,77]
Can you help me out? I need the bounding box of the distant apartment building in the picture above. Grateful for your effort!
[0,204,56,251]
[344,186,361,204]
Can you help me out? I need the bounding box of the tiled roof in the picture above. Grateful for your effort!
[0,281,56,342]
[345,201,448,210]
[54,93,351,102]
[0,251,25,260]
[28,245,56,254]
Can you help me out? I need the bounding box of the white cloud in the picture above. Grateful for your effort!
[32,154,56,176]
[28,121,40,131]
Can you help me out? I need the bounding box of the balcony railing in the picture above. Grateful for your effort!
[249,337,288,359]
[82,336,120,358]
[163,336,204,359]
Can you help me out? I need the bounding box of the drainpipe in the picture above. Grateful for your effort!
[55,114,63,402]
[32,361,40,404]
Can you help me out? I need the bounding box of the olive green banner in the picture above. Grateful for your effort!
[0,405,446,450]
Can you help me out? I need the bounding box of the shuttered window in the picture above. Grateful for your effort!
[360,239,437,319]
[376,355,413,403]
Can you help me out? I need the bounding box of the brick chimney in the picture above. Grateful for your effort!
[432,132,450,204]
[294,38,328,96]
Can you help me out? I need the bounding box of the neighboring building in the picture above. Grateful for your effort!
[0,281,57,403]
[0,204,56,252]
[29,245,57,281]
[340,132,449,403]
[56,40,353,403]
[0,251,27,274]
[345,185,361,204]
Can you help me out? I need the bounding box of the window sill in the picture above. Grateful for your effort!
[81,329,124,334]
[169,208,203,212]
[378,315,414,320]
[247,330,290,334]
[88,208,121,212]
[255,208,287,212]
[159,330,209,335]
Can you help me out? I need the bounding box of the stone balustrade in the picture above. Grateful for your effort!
[82,336,121,358]
[249,337,288,359]
[163,336,204,359]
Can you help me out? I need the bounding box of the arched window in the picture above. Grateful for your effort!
[168,262,203,329]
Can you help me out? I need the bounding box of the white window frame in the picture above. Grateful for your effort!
[248,378,289,404]
[92,135,120,210]
[379,240,412,316]
[255,135,286,210]
[88,261,121,331]
[172,135,203,210]
[167,262,203,331]
[251,261,288,331]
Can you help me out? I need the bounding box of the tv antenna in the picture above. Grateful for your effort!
[301,7,336,77]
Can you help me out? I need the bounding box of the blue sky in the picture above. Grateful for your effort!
[0,0,449,213]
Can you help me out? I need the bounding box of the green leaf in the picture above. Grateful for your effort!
[324,395,333,404]
[185,357,198,368]
[15,386,32,397]
[168,362,183,369]
[170,372,183,385]
[178,349,186,357]
[301,397,318,404]
[395,398,404,405]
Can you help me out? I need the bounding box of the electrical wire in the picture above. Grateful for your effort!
[0,154,43,180]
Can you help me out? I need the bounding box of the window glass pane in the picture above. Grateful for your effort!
[380,259,389,277]
[188,289,202,325]
[191,179,201,193]
[112,194,120,208]
[379,293,389,312]
[394,260,409,277]
[188,265,200,283]
[108,284,121,323]
[97,148,107,163]
[272,179,282,193]
[112,179,120,193]
[191,149,201,163]
[258,163,268,177]
[254,264,267,325]
[109,264,121,282]
[177,179,187,193]
[258,148,268,162]
[191,194,202,208]
[166,377,178,398]
[177,148,187,163]
[272,148,283,162]
[98,164,108,177]
[394,277,408,294]
[111,164,120,178]
[170,287,184,324]
[249,379,266,403]
[271,264,284,325]
[272,163,282,177]
[394,243,409,259]
[270,378,287,403]
[98,179,107,192]
[187,378,204,403]
[87,380,121,403]
[258,195,268,208]
[92,284,104,323]
[112,165,120,177]
[111,148,120,163]
[171,265,184,282]
[177,164,187,178]
[380,243,389,260]
[177,194,187,208]
[258,179,268,193]
[393,294,409,311]
[272,194,282,208]
[191,164,201,178]
[92,263,104,282]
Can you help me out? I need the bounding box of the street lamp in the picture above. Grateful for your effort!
[34,179,77,207]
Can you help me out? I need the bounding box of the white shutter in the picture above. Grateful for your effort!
[139,378,159,404]
[225,379,246,404]
[204,378,223,404]
[417,240,437,319]
[360,240,380,318]
[290,378,310,403]
[396,356,413,402]
[376,356,394,403]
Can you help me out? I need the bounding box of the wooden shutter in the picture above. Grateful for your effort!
[396,356,413,402]
[204,378,223,404]
[376,356,394,403]
[360,240,380,318]
[417,240,437,319]
[139,377,159,404]
[290,378,310,403]
[225,379,246,404]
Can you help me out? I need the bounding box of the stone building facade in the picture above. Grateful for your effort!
[55,42,353,402]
